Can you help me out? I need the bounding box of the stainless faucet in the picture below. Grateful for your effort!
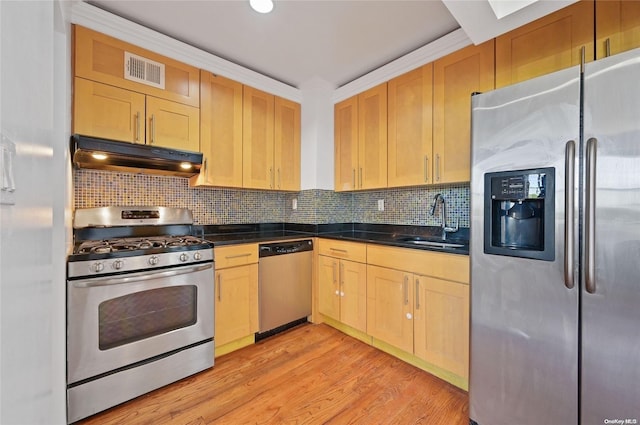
[430,193,459,240]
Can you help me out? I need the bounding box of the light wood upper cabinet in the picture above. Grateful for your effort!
[387,64,433,187]
[433,40,494,184]
[358,83,388,190]
[74,25,199,107]
[243,86,275,189]
[192,71,243,188]
[495,0,594,88]
[366,265,414,353]
[414,276,469,379]
[274,97,301,191]
[595,0,640,58]
[334,96,359,191]
[334,83,387,191]
[146,96,199,152]
[73,77,145,143]
[74,77,199,151]
[241,87,301,191]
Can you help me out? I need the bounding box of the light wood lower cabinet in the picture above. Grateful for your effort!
[414,275,469,380]
[366,265,414,353]
[213,244,259,354]
[318,255,367,332]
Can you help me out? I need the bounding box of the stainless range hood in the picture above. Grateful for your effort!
[71,135,203,177]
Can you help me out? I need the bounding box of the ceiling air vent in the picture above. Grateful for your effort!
[124,52,165,90]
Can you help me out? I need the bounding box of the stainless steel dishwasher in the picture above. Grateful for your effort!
[257,239,313,340]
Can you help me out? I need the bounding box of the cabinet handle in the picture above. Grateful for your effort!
[329,248,348,253]
[340,262,345,296]
[605,38,611,58]
[424,156,429,183]
[150,114,155,144]
[217,273,222,301]
[435,154,441,182]
[352,169,356,189]
[403,275,409,306]
[225,253,252,259]
[415,278,420,310]
[277,168,281,189]
[359,167,363,188]
[135,112,141,142]
[269,167,273,189]
[332,261,337,284]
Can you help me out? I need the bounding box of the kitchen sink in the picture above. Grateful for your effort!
[394,236,466,249]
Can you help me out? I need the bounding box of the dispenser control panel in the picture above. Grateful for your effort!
[491,172,547,200]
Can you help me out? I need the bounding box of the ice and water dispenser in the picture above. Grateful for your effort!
[484,168,555,261]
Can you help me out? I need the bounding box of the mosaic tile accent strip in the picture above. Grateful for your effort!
[74,169,470,227]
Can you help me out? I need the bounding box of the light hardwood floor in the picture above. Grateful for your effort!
[78,323,469,424]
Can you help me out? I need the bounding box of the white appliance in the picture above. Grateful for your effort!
[470,48,640,424]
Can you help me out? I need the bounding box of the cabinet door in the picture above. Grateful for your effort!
[358,83,388,189]
[74,25,200,107]
[274,97,301,191]
[334,96,359,191]
[414,276,469,379]
[73,77,145,143]
[495,0,594,88]
[243,86,275,189]
[318,256,341,322]
[596,0,640,58]
[215,264,259,347]
[366,265,413,353]
[193,71,243,187]
[433,40,494,184]
[339,259,367,332]
[146,96,200,152]
[387,64,433,187]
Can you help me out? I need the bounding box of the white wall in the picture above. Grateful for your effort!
[299,78,335,190]
[0,1,70,423]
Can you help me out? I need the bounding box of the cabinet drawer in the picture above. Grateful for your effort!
[214,244,258,269]
[367,244,468,284]
[317,239,366,263]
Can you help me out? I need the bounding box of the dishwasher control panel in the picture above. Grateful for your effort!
[259,240,313,257]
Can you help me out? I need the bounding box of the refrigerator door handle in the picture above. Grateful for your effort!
[564,140,576,289]
[585,137,598,294]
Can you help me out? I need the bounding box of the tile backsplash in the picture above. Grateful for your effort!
[74,169,469,227]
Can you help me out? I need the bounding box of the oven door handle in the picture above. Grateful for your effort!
[70,263,213,288]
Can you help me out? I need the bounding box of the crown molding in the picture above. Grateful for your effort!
[70,1,302,102]
[332,29,472,103]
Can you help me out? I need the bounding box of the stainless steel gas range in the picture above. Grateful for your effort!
[66,207,214,423]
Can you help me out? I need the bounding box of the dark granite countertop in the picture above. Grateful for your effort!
[199,223,469,255]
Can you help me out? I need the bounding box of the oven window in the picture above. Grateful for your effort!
[98,286,197,350]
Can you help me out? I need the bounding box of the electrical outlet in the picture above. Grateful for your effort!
[377,199,384,211]
[292,198,298,210]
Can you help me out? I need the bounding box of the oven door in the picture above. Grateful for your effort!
[67,262,214,384]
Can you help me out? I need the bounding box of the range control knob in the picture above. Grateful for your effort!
[148,255,159,266]
[92,262,104,273]
[193,252,202,261]
[179,253,189,262]
[112,260,124,270]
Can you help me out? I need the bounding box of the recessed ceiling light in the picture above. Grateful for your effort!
[250,0,274,14]
[92,152,108,160]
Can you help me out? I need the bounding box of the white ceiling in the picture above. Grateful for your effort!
[84,0,577,90]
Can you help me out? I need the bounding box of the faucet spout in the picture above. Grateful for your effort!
[429,193,458,240]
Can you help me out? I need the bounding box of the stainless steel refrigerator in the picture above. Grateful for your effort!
[470,48,640,425]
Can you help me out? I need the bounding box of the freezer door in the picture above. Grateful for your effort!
[470,66,580,425]
[582,48,640,424]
